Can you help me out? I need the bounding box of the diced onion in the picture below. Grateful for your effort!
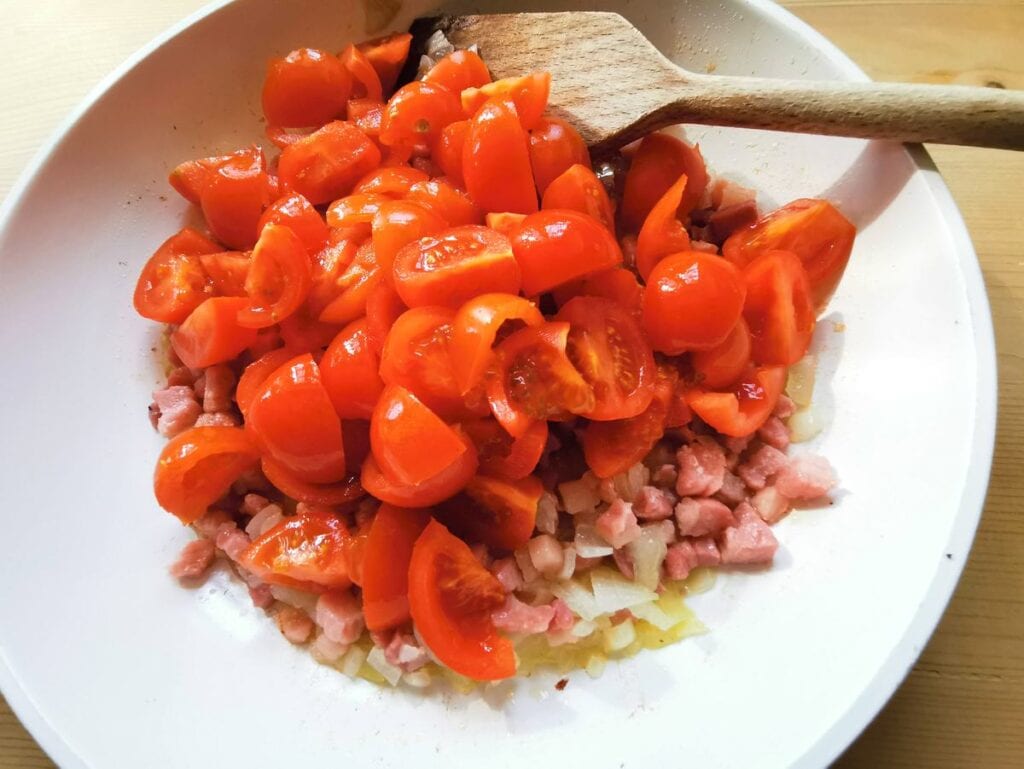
[609,463,648,504]
[590,568,658,612]
[626,528,668,591]
[556,545,577,581]
[571,619,597,638]
[602,620,637,652]
[630,601,676,631]
[574,523,614,558]
[536,491,560,534]
[551,579,602,621]
[788,404,824,443]
[339,646,367,678]
[559,474,601,515]
[786,354,817,408]
[514,548,540,583]
[367,646,402,686]
[403,669,432,688]
[585,654,607,678]
[269,585,318,612]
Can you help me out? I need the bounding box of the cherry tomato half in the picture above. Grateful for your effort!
[553,268,643,314]
[261,456,364,507]
[237,223,312,328]
[635,173,692,281]
[461,72,551,130]
[407,519,515,681]
[424,49,492,94]
[154,426,260,523]
[320,318,384,419]
[236,347,294,416]
[621,133,707,232]
[353,165,429,197]
[262,48,351,128]
[340,44,383,102]
[241,507,353,591]
[379,81,463,151]
[691,317,752,389]
[195,146,274,250]
[437,473,542,551]
[317,240,384,325]
[364,281,407,353]
[133,228,222,323]
[541,164,615,234]
[356,33,412,96]
[463,99,538,215]
[432,119,470,187]
[361,444,477,508]
[278,121,382,205]
[685,365,786,437]
[171,297,259,369]
[257,192,329,255]
[406,180,482,226]
[511,209,623,295]
[362,504,431,631]
[371,200,448,274]
[529,118,590,195]
[742,250,815,365]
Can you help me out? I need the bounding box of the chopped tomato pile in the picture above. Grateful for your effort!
[144,32,853,686]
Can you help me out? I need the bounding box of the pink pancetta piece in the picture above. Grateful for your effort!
[736,444,788,491]
[242,494,270,516]
[596,499,642,548]
[202,364,236,413]
[675,436,727,497]
[645,520,676,545]
[490,557,525,593]
[715,471,747,506]
[674,497,736,537]
[192,509,233,539]
[689,536,722,567]
[276,606,314,644]
[774,455,837,500]
[664,541,698,581]
[215,524,250,562]
[634,485,676,520]
[774,394,796,419]
[166,366,195,387]
[316,591,365,645]
[549,598,574,632]
[751,485,791,524]
[651,464,678,488]
[194,412,240,427]
[717,503,779,565]
[248,583,274,609]
[151,385,202,438]
[384,632,429,672]
[491,595,555,635]
[722,434,752,456]
[528,534,564,578]
[169,538,216,579]
[757,416,790,451]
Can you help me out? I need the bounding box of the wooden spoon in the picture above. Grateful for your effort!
[408,12,1024,154]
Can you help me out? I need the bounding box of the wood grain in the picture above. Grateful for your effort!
[1,1,1022,767]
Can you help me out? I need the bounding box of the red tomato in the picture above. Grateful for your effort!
[692,317,752,388]
[278,121,382,205]
[133,228,221,323]
[487,322,594,437]
[424,49,492,93]
[364,281,407,353]
[278,311,343,355]
[462,418,548,481]
[379,306,481,420]
[371,200,448,274]
[437,473,542,551]
[171,297,258,369]
[462,99,538,215]
[257,193,329,255]
[450,292,543,395]
[379,81,463,151]
[168,146,268,208]
[195,146,274,250]
[556,296,656,421]
[320,318,384,419]
[553,268,643,314]
[353,165,428,197]
[581,366,675,478]
[484,212,526,238]
[370,385,471,485]
[407,520,515,681]
[405,180,482,226]
[341,418,372,474]
[356,33,412,96]
[246,354,347,484]
[393,225,520,309]
[621,133,708,232]
[635,173,692,281]
[241,508,352,591]
[236,347,294,416]
[641,252,745,354]
[685,365,786,437]
[742,250,815,365]
[511,209,623,295]
[432,119,470,187]
[541,164,615,233]
[154,426,260,523]
[362,504,431,630]
[461,72,550,130]
[317,241,384,325]
[199,251,250,296]
[262,48,350,127]
[723,198,855,311]
[347,98,384,136]
[361,446,477,508]
[340,44,383,102]
[261,456,364,506]
[237,223,312,328]
[307,232,360,316]
[529,118,591,194]
[265,125,314,150]
[324,193,388,240]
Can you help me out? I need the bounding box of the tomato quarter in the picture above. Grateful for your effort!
[241,507,353,591]
[742,250,815,365]
[361,504,431,630]
[171,297,259,369]
[262,48,350,128]
[133,228,222,323]
[320,318,385,419]
[511,209,623,295]
[685,365,786,437]
[462,99,538,215]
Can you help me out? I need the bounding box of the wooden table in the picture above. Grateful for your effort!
[1,1,1021,766]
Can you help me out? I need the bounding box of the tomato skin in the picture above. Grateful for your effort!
[361,443,477,508]
[636,173,692,281]
[364,281,407,353]
[237,223,313,328]
[241,508,352,591]
[236,348,294,416]
[278,121,382,205]
[463,418,548,480]
[621,133,708,232]
[258,193,329,255]
[529,118,591,195]
[379,81,463,151]
[362,504,431,630]
[462,99,538,215]
[541,164,615,234]
[340,44,383,102]
[461,72,551,130]
[393,225,520,309]
[278,311,343,355]
[742,250,815,365]
[450,292,544,395]
[324,192,389,235]
[407,520,515,681]
[353,165,428,197]
[320,318,384,419]
[171,297,258,369]
[432,119,470,187]
[154,426,260,524]
[511,209,623,295]
[437,473,541,551]
[484,212,526,239]
[246,354,348,484]
[198,146,274,250]
[556,296,656,421]
[262,48,350,128]
[424,49,492,93]
[553,267,643,314]
[723,198,855,311]
[487,322,595,437]
[261,457,364,506]
[371,200,448,278]
[692,317,752,388]
[317,240,384,325]
[133,228,222,323]
[198,251,250,297]
[641,252,745,354]
[685,365,786,437]
[356,33,412,96]
[406,180,482,226]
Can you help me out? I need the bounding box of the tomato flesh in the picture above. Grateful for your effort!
[692,318,752,389]
[621,133,707,232]
[278,121,382,205]
[529,118,590,195]
[171,297,259,369]
[685,365,786,437]
[241,508,352,591]
[362,504,431,630]
[512,209,623,295]
[541,164,615,233]
[262,48,350,128]
[133,228,222,323]
[461,72,550,130]
[438,473,542,551]
[463,99,538,215]
[237,223,313,328]
[361,444,477,508]
[636,173,692,281]
[742,250,815,365]
[320,318,384,419]
[258,193,329,255]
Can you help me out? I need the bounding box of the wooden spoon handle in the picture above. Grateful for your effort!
[660,75,1024,150]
